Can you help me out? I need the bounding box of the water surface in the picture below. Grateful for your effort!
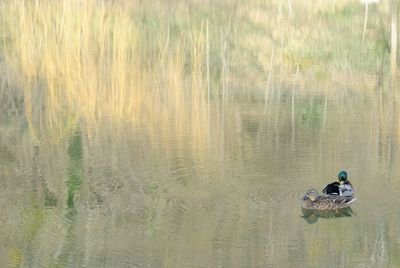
[2,83,400,267]
[1,0,400,267]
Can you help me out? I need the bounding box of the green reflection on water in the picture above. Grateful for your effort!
[53,209,79,268]
[1,0,400,267]
[299,97,324,128]
[66,130,84,208]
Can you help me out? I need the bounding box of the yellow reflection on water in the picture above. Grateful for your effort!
[2,0,395,143]
[2,0,400,267]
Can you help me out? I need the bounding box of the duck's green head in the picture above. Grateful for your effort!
[338,170,348,183]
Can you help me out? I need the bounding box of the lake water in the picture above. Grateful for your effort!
[2,78,400,267]
[1,0,400,267]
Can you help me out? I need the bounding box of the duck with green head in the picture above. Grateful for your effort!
[302,189,356,210]
[322,170,353,197]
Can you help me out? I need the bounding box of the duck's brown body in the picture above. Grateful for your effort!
[302,189,356,210]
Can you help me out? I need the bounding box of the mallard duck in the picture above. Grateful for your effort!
[302,189,356,210]
[322,170,353,197]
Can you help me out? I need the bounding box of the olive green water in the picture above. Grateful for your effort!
[2,1,400,267]
[2,82,400,267]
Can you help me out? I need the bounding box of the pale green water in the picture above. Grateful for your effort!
[2,81,400,267]
[1,0,400,266]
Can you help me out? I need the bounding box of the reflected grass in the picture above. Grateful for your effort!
[66,130,84,208]
[1,0,399,262]
[1,0,210,145]
[0,0,393,145]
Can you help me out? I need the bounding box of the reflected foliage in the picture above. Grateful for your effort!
[0,0,400,267]
[299,97,324,128]
[66,130,84,208]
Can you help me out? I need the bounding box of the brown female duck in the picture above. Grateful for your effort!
[302,189,356,210]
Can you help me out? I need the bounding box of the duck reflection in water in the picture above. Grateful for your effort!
[301,207,354,224]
